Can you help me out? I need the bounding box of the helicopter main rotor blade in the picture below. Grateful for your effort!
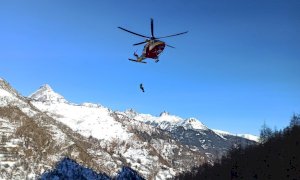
[118,27,151,39]
[156,31,188,39]
[151,18,154,38]
[166,44,175,48]
[133,41,147,46]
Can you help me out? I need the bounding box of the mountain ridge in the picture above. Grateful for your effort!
[27,82,257,163]
[0,78,207,179]
[0,77,258,179]
[29,83,257,141]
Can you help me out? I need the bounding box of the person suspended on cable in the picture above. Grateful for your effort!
[140,83,145,92]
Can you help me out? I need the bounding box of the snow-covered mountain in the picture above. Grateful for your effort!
[29,84,67,103]
[123,109,257,159]
[0,79,206,179]
[0,78,258,179]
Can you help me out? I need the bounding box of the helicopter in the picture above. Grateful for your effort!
[118,18,188,63]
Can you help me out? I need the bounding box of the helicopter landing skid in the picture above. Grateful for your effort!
[128,59,147,64]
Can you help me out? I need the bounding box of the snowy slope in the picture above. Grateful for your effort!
[237,134,259,142]
[0,78,37,116]
[30,85,131,141]
[0,83,20,107]
[213,129,259,142]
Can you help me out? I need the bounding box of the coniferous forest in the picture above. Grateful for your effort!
[175,115,300,180]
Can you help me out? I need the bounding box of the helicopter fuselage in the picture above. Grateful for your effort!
[118,18,187,62]
[143,40,165,59]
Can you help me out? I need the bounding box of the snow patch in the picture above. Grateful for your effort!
[213,129,259,142]
[237,134,259,142]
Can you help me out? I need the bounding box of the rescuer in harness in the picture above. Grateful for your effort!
[140,83,145,92]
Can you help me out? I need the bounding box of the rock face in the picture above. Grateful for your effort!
[0,78,257,179]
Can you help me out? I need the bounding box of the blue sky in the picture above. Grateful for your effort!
[0,0,299,135]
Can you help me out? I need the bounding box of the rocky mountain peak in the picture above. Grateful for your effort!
[29,84,67,103]
[160,111,170,117]
[180,118,208,130]
[124,108,139,119]
[40,84,53,91]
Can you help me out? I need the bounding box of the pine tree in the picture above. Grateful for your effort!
[259,122,272,143]
[289,113,300,127]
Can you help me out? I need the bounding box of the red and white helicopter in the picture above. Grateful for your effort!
[118,18,188,63]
